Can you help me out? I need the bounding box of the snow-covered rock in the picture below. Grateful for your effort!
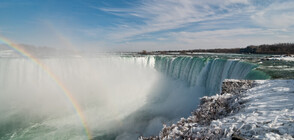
[140,80,294,140]
[268,56,294,62]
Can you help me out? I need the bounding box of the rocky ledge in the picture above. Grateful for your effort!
[140,80,254,140]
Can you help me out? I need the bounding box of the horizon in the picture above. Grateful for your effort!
[0,0,294,52]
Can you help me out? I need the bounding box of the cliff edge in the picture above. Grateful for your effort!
[140,80,294,140]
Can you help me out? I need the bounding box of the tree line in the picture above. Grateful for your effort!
[140,43,294,55]
[241,43,294,54]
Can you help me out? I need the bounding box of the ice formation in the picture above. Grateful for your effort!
[141,80,294,140]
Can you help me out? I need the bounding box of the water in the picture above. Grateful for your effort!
[153,56,257,95]
[158,53,294,79]
[0,55,264,140]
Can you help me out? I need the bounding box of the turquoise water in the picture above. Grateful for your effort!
[180,53,293,79]
[153,56,259,94]
[141,53,293,79]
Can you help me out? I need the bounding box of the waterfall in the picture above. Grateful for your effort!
[126,55,256,95]
[0,57,161,139]
[0,55,261,140]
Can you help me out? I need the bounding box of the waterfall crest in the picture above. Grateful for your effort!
[127,55,257,95]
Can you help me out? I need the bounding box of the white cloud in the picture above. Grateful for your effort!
[173,28,266,39]
[98,0,252,40]
[85,0,294,51]
[165,27,294,49]
[225,0,249,5]
[251,1,294,28]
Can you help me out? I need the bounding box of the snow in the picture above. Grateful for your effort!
[142,80,294,139]
[269,56,294,62]
[226,80,294,139]
[279,57,294,62]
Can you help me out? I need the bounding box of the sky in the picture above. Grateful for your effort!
[0,0,294,51]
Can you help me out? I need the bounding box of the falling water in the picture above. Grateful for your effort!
[0,55,259,140]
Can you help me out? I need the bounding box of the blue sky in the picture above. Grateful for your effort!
[0,0,294,51]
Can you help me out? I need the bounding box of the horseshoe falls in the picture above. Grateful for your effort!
[153,56,256,95]
[0,55,264,140]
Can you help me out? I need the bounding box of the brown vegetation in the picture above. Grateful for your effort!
[242,43,294,54]
[146,43,294,55]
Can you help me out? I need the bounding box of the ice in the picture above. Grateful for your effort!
[268,56,294,62]
[142,80,294,139]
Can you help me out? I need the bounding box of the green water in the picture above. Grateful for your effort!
[146,53,293,79]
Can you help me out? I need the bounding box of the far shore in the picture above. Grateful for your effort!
[138,43,294,55]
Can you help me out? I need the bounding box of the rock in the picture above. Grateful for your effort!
[221,80,253,95]
[232,134,247,140]
[140,80,254,140]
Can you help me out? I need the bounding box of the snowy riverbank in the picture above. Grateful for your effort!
[141,80,294,140]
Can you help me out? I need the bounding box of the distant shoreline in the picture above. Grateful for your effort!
[139,43,294,55]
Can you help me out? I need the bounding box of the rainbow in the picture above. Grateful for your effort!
[0,36,92,140]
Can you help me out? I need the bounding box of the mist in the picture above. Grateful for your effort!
[0,56,205,140]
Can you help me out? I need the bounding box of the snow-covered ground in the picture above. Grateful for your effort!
[142,80,294,140]
[218,80,294,139]
[269,56,294,62]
